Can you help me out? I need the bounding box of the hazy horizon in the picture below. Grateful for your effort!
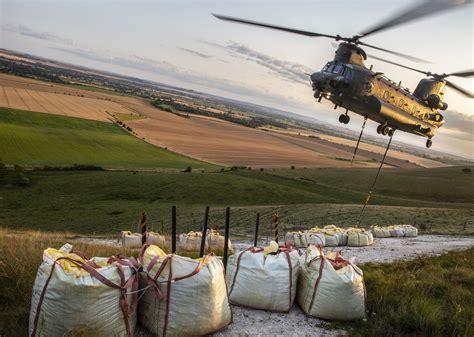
[1,0,472,157]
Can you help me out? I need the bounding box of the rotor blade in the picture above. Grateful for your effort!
[359,0,472,38]
[212,14,338,39]
[359,41,430,63]
[447,70,474,78]
[368,54,429,75]
[445,79,474,98]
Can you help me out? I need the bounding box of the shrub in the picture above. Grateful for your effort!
[260,168,264,172]
[291,165,295,170]
[462,168,471,173]
[183,166,192,173]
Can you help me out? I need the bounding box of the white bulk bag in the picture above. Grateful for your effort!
[373,226,391,238]
[347,230,374,247]
[138,245,232,336]
[147,231,166,247]
[400,225,418,237]
[297,246,366,320]
[306,232,325,247]
[179,230,231,252]
[389,226,405,237]
[29,244,137,337]
[226,247,300,312]
[324,232,343,247]
[121,231,142,248]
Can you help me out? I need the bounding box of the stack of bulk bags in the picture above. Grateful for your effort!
[297,246,366,320]
[138,245,232,336]
[322,226,348,247]
[29,244,138,337]
[226,241,300,312]
[285,231,324,248]
[388,225,405,237]
[179,230,231,252]
[147,231,166,247]
[207,229,232,252]
[372,226,391,238]
[400,225,418,237]
[346,228,374,247]
[179,231,202,251]
[121,231,142,248]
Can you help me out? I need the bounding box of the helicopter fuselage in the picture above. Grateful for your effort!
[310,43,445,142]
[310,56,445,140]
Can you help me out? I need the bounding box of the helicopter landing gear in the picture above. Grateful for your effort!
[377,124,395,137]
[339,113,350,124]
[426,138,432,148]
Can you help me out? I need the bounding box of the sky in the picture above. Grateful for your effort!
[1,0,473,158]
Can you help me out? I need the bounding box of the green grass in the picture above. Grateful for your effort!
[270,167,474,204]
[0,169,472,235]
[110,112,144,121]
[0,107,217,169]
[344,247,474,336]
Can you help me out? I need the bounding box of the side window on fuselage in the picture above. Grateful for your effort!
[343,68,353,79]
[333,65,344,74]
[383,90,390,101]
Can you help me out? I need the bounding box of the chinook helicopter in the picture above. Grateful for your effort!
[213,0,473,151]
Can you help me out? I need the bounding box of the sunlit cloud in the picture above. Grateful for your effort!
[1,24,74,46]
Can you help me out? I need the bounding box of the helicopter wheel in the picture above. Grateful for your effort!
[339,114,346,124]
[426,139,432,148]
[388,128,395,137]
[376,125,383,134]
[382,126,390,136]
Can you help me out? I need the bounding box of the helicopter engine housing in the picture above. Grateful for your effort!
[414,78,447,110]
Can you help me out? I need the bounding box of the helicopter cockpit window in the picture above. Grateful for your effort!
[322,63,331,72]
[343,68,353,79]
[333,65,344,74]
[325,64,335,73]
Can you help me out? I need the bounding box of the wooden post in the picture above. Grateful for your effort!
[171,206,177,253]
[254,213,260,247]
[199,206,210,257]
[140,212,147,245]
[273,210,279,243]
[223,207,230,270]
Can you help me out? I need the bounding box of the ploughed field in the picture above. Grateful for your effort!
[0,74,449,169]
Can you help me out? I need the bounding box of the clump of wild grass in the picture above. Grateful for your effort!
[342,248,474,336]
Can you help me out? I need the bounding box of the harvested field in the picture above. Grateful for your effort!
[0,74,137,122]
[0,74,450,168]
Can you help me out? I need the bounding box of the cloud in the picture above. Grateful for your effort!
[48,46,303,106]
[1,24,73,45]
[438,110,473,141]
[178,47,212,59]
[198,39,312,85]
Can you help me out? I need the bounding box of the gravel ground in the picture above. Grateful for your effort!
[76,235,474,337]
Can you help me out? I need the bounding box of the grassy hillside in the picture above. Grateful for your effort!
[0,168,472,234]
[271,167,474,204]
[0,107,216,169]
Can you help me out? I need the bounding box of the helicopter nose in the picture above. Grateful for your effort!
[310,72,325,89]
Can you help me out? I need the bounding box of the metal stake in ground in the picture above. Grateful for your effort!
[359,132,394,223]
[254,212,260,247]
[223,207,230,270]
[171,206,177,253]
[273,210,279,243]
[199,206,210,257]
[140,212,147,245]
